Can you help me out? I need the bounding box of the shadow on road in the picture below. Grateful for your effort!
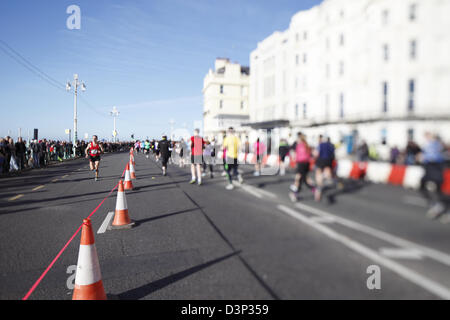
[134,207,199,226]
[117,251,240,300]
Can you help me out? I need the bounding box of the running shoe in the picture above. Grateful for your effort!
[289,192,298,202]
[189,179,196,184]
[95,177,98,181]
[226,184,234,190]
[289,184,299,193]
[426,202,446,219]
[238,175,244,184]
[198,181,202,186]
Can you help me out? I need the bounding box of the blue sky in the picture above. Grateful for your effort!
[0,0,321,141]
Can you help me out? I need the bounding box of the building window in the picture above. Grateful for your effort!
[408,79,415,111]
[241,101,244,110]
[339,33,344,46]
[296,54,299,66]
[339,93,344,118]
[326,37,330,50]
[303,53,307,64]
[325,94,330,120]
[409,3,417,21]
[303,31,308,40]
[303,103,307,119]
[220,100,223,109]
[382,9,389,25]
[295,104,299,118]
[326,64,330,78]
[407,128,414,141]
[410,40,417,60]
[339,61,344,76]
[340,10,344,18]
[296,33,299,42]
[220,85,224,94]
[383,44,389,61]
[382,82,388,113]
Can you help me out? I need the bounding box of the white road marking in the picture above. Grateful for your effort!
[245,185,277,198]
[294,202,450,267]
[379,247,424,260]
[62,175,69,178]
[278,205,450,300]
[97,212,115,234]
[32,185,45,191]
[241,185,263,199]
[309,216,336,224]
[52,179,59,182]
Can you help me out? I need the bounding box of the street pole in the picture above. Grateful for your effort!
[110,106,119,143]
[67,74,86,157]
[73,74,78,157]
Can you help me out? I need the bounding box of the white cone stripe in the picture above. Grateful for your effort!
[124,170,131,181]
[74,244,102,285]
[115,191,128,210]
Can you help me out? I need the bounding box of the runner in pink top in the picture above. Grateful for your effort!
[289,132,316,202]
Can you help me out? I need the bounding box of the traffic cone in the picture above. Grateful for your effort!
[129,157,136,179]
[124,163,134,190]
[72,218,107,300]
[109,180,135,229]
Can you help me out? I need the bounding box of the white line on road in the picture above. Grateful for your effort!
[32,185,45,191]
[294,202,450,267]
[62,175,69,178]
[240,185,263,199]
[379,247,424,260]
[97,212,115,234]
[278,204,450,300]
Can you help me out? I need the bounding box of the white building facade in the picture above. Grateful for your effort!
[248,0,450,159]
[203,58,250,142]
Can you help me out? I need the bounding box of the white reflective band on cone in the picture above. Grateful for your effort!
[75,245,102,285]
[115,192,128,210]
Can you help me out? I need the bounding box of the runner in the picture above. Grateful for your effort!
[189,129,205,185]
[157,135,171,176]
[222,127,243,190]
[154,139,160,161]
[289,132,316,202]
[202,138,215,179]
[144,139,151,158]
[85,135,104,181]
[253,138,266,176]
[278,138,290,176]
[314,135,335,202]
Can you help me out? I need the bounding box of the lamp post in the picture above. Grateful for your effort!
[110,106,119,143]
[66,74,86,157]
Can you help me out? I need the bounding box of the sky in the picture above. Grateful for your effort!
[0,0,322,141]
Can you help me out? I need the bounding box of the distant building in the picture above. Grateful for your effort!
[247,0,450,159]
[203,58,250,142]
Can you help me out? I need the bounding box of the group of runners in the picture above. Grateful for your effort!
[82,129,337,201]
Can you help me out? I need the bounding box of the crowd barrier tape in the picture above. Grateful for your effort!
[22,160,129,300]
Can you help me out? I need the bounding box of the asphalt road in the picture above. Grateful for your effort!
[1,151,449,300]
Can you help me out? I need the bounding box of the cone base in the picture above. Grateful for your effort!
[108,220,135,230]
[72,280,107,300]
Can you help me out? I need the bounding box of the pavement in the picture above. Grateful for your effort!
[1,151,450,300]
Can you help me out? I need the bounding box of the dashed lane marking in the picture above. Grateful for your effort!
[32,185,45,191]
[379,247,424,260]
[62,175,69,178]
[8,194,24,201]
[52,179,59,182]
[97,212,115,234]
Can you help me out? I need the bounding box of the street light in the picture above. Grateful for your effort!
[110,106,119,143]
[66,74,86,157]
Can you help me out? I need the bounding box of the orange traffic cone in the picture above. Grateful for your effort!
[72,218,107,300]
[129,157,136,180]
[124,163,134,190]
[109,180,135,229]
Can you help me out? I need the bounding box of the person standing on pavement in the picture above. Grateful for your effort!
[189,129,205,185]
[419,132,447,219]
[222,127,243,190]
[14,137,26,170]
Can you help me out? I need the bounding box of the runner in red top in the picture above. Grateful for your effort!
[85,135,104,181]
[189,128,205,185]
